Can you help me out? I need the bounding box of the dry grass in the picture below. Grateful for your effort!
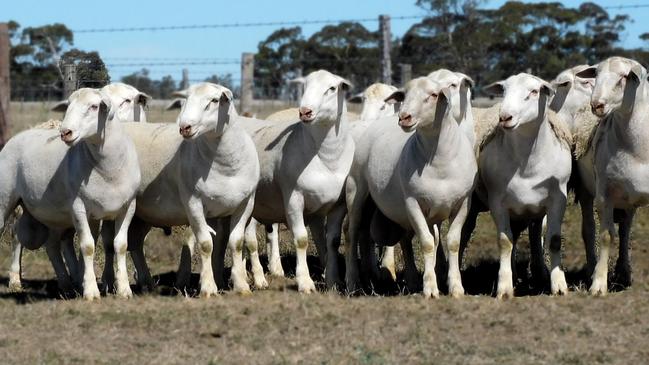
[1,104,648,364]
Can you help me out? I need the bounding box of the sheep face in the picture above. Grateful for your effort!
[485,73,554,131]
[299,70,352,125]
[577,57,646,117]
[428,69,474,123]
[176,83,234,139]
[358,83,399,121]
[101,83,151,123]
[394,77,451,133]
[59,88,112,146]
[551,65,594,113]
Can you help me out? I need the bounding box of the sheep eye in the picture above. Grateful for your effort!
[530,89,539,96]
[211,98,219,104]
[124,99,132,104]
[329,86,337,92]
[90,104,99,111]
[450,83,458,88]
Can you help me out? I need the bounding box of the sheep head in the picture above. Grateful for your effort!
[175,83,235,139]
[298,70,352,125]
[354,83,399,121]
[59,88,113,146]
[392,77,452,133]
[428,69,474,123]
[577,57,647,117]
[484,73,554,131]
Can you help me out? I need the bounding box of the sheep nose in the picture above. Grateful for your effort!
[398,112,413,127]
[591,101,606,115]
[299,107,314,121]
[60,129,73,141]
[179,122,193,138]
[499,113,513,123]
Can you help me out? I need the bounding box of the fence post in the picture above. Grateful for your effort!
[181,68,189,90]
[379,15,392,85]
[399,63,412,86]
[0,23,10,148]
[63,63,77,98]
[240,52,254,114]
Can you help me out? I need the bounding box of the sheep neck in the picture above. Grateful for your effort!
[413,112,463,163]
[609,80,649,158]
[80,119,129,174]
[302,114,349,165]
[498,113,554,168]
[193,125,247,172]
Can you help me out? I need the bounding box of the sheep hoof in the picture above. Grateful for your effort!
[496,284,514,300]
[8,281,23,293]
[296,276,316,294]
[423,287,440,299]
[268,260,285,278]
[589,278,608,296]
[83,285,101,301]
[253,275,269,290]
[116,285,133,299]
[551,269,568,296]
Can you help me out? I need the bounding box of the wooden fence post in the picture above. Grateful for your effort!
[0,23,11,148]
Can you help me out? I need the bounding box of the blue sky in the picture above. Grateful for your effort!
[4,0,648,84]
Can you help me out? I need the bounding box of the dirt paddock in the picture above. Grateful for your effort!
[0,204,648,364]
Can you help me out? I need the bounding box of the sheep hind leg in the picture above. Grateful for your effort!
[612,209,635,289]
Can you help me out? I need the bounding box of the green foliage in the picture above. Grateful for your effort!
[61,49,110,88]
[120,69,177,99]
[253,1,649,94]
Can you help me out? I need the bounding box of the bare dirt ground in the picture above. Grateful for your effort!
[1,105,648,364]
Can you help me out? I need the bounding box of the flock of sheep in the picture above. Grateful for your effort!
[0,55,644,300]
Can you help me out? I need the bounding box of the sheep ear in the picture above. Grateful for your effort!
[576,66,597,79]
[338,77,353,92]
[439,87,452,105]
[51,100,69,113]
[551,74,572,88]
[99,93,115,120]
[628,63,647,82]
[483,81,505,96]
[385,90,405,104]
[348,92,364,104]
[172,89,189,98]
[135,92,152,107]
[165,98,184,111]
[455,72,475,89]
[540,80,555,98]
[220,89,233,102]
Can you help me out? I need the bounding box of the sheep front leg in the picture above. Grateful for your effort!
[266,224,284,277]
[380,246,396,282]
[243,219,267,289]
[344,175,366,293]
[228,199,255,294]
[490,204,514,299]
[591,198,615,296]
[111,199,136,298]
[185,198,219,298]
[71,204,101,300]
[325,203,346,290]
[545,196,568,295]
[8,238,22,292]
[285,193,315,293]
[61,234,81,288]
[445,197,470,298]
[577,188,597,278]
[404,197,438,298]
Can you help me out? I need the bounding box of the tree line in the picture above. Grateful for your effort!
[6,1,649,101]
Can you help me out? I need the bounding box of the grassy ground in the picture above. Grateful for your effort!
[1,103,648,364]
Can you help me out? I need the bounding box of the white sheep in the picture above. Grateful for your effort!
[120,83,260,297]
[574,57,649,295]
[0,88,141,300]
[346,77,477,298]
[240,70,355,293]
[7,83,151,294]
[480,73,572,298]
